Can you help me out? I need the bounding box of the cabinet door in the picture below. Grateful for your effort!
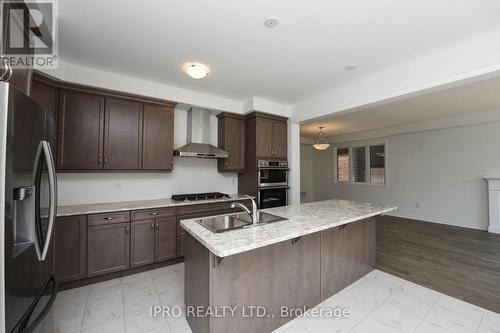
[176,235,186,258]
[130,219,155,267]
[104,98,143,170]
[54,215,86,283]
[143,104,174,170]
[30,79,58,156]
[87,223,130,277]
[58,90,104,170]
[272,120,288,158]
[255,117,273,158]
[218,114,246,172]
[155,217,176,262]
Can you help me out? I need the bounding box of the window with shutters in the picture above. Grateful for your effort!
[336,148,349,182]
[334,143,386,185]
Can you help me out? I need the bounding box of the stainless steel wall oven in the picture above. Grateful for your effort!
[258,160,288,208]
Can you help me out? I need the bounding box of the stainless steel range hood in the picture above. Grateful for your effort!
[174,108,229,158]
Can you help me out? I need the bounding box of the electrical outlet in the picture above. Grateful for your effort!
[114,183,121,192]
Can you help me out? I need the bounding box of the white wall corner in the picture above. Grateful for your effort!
[244,97,292,118]
[288,122,301,205]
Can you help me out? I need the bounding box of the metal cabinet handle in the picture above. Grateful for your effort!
[225,162,229,167]
[104,217,116,220]
[98,156,102,164]
[150,212,159,216]
[125,227,130,234]
[104,157,108,164]
[151,223,155,229]
[170,160,174,165]
[156,222,160,230]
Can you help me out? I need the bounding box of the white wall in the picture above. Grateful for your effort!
[311,120,500,230]
[57,107,238,205]
[300,144,314,203]
[57,159,237,205]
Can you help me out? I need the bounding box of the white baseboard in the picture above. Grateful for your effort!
[488,226,500,234]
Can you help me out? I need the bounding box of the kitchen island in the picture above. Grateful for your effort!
[180,199,396,333]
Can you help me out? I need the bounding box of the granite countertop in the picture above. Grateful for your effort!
[56,194,251,217]
[180,199,397,258]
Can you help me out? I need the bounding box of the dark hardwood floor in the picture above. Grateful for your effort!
[376,215,500,313]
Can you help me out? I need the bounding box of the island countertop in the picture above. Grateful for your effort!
[180,199,397,257]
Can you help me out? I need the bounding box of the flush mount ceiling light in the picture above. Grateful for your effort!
[345,64,359,71]
[264,16,279,28]
[183,63,210,79]
[313,127,330,150]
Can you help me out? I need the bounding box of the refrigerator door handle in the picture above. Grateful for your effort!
[32,141,57,262]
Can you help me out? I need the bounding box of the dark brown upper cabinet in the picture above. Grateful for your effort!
[255,117,273,158]
[32,71,176,172]
[217,112,246,172]
[272,120,288,158]
[104,98,143,170]
[58,90,105,170]
[54,215,87,283]
[250,112,288,159]
[142,103,175,171]
[30,77,58,156]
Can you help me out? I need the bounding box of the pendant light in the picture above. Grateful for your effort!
[313,126,330,150]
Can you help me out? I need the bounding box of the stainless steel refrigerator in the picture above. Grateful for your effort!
[0,82,58,332]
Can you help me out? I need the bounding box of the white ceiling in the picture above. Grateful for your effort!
[300,75,500,138]
[58,0,500,105]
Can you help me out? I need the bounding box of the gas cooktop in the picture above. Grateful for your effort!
[171,192,230,202]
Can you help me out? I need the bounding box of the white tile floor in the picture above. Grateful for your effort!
[54,264,500,333]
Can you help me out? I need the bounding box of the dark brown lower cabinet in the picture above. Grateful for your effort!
[155,217,176,262]
[176,236,186,258]
[87,222,130,277]
[130,219,155,267]
[54,215,87,283]
[130,216,176,267]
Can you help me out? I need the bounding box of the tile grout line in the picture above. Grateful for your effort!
[150,269,172,331]
[475,311,485,333]
[412,292,442,332]
[347,276,406,332]
[122,277,128,333]
[79,287,91,333]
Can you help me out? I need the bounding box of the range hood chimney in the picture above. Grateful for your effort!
[173,108,229,159]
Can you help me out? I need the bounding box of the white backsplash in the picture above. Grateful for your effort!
[57,157,238,206]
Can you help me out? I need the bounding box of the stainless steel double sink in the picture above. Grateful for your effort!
[195,212,287,233]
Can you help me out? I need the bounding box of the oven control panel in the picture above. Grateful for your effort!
[258,160,288,168]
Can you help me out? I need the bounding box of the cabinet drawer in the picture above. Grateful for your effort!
[87,211,130,226]
[131,207,175,221]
